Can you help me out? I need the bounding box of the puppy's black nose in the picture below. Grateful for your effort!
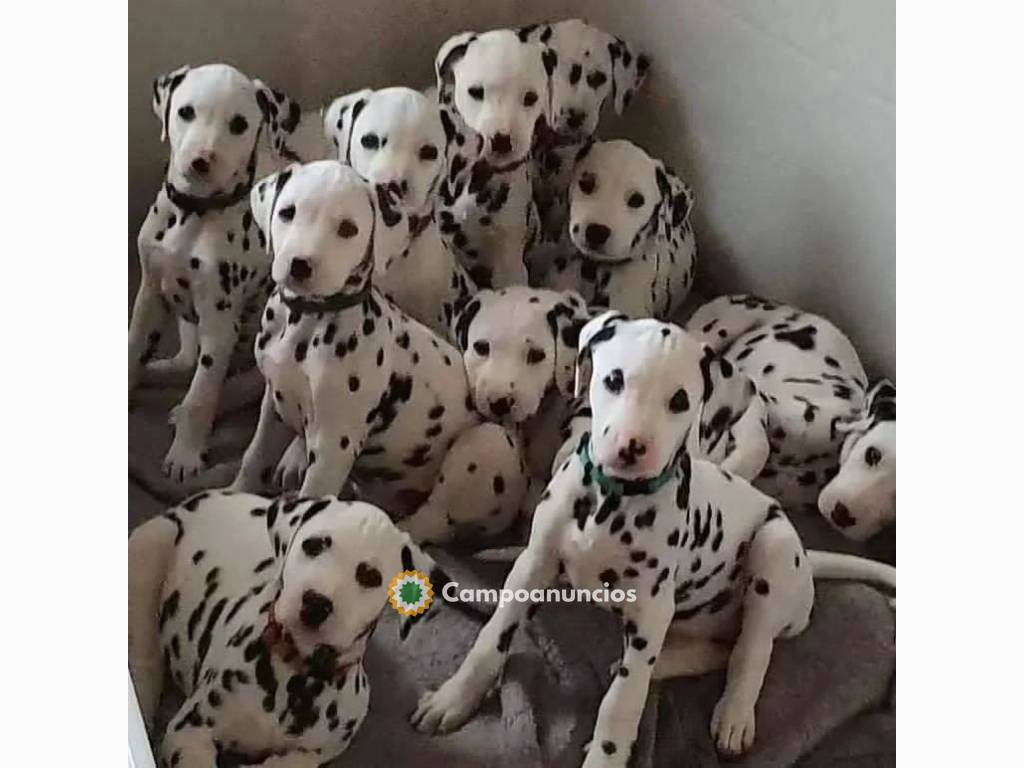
[190,157,210,175]
[566,109,586,130]
[491,133,512,156]
[290,258,312,281]
[489,397,514,418]
[300,590,333,629]
[618,438,647,465]
[830,503,856,529]
[585,223,611,249]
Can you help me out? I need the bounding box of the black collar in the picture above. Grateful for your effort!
[281,283,372,315]
[476,154,530,176]
[164,177,254,216]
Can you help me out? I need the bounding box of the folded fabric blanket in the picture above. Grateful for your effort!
[130,379,895,767]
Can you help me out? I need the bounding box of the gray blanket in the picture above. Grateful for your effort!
[130,378,895,768]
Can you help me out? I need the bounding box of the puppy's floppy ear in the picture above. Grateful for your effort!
[250,164,296,253]
[545,290,592,397]
[608,37,650,115]
[692,352,754,450]
[865,379,896,423]
[323,89,373,165]
[835,379,896,442]
[152,65,190,142]
[436,31,477,106]
[453,293,485,351]
[392,534,451,640]
[655,163,695,228]
[574,310,628,398]
[253,79,303,160]
[697,342,726,404]
[515,21,552,43]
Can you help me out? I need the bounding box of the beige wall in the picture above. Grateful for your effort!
[129,0,894,377]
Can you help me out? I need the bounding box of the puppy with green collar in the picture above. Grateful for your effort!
[411,312,895,763]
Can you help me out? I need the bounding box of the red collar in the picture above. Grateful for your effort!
[262,606,359,683]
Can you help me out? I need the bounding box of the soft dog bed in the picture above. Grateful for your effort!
[129,379,894,767]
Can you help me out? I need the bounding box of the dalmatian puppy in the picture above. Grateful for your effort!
[542,140,697,319]
[128,490,445,767]
[818,380,896,540]
[453,286,593,481]
[323,86,475,337]
[410,314,895,762]
[685,294,875,524]
[434,28,554,288]
[128,63,329,482]
[519,19,650,244]
[230,160,526,545]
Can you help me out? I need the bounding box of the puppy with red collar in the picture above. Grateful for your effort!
[129,490,444,767]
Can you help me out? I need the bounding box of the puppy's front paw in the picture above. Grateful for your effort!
[163,438,206,483]
[409,676,481,735]
[711,694,756,757]
[275,441,308,490]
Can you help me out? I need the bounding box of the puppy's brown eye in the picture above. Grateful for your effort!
[526,348,546,364]
[419,144,439,161]
[278,205,295,222]
[337,219,359,238]
[627,192,645,208]
[360,133,380,150]
[865,446,882,466]
[468,85,485,101]
[579,173,596,195]
[177,105,195,121]
[523,90,539,107]
[229,114,249,135]
[587,71,608,89]
[603,368,624,394]
[473,340,490,356]
[569,63,583,85]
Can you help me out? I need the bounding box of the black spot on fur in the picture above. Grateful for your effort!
[355,562,383,588]
[774,325,818,351]
[497,622,519,653]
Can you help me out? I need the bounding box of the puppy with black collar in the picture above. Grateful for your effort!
[128,63,328,483]
[411,313,895,762]
[685,295,894,539]
[434,28,554,288]
[129,490,445,767]
[323,86,475,338]
[230,161,527,545]
[519,19,650,245]
[543,140,697,319]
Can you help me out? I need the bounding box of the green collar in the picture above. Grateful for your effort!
[577,438,678,497]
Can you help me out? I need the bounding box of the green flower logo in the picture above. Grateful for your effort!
[388,570,433,616]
